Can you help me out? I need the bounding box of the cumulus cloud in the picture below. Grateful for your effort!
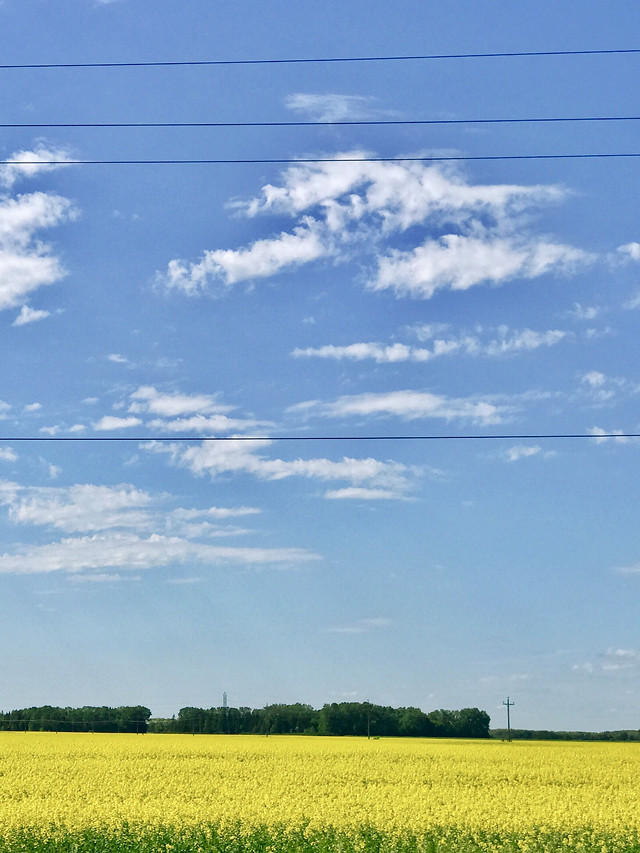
[162,221,327,294]
[617,242,640,261]
[12,304,51,326]
[0,190,77,311]
[370,233,587,299]
[0,145,74,190]
[158,152,588,298]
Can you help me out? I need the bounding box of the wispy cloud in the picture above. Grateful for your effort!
[292,326,568,363]
[0,479,313,577]
[143,438,419,501]
[501,445,554,463]
[0,533,318,576]
[290,390,506,425]
[285,94,381,122]
[127,385,263,434]
[325,616,392,634]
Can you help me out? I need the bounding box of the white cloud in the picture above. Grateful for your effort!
[605,647,639,659]
[623,291,640,311]
[285,94,378,122]
[503,445,543,462]
[615,563,640,574]
[0,145,74,190]
[129,385,233,418]
[127,385,263,434]
[0,190,77,311]
[23,402,41,412]
[143,438,418,500]
[588,427,632,444]
[0,532,318,575]
[158,153,586,299]
[2,482,155,533]
[582,371,606,388]
[12,304,51,326]
[290,390,505,424]
[92,416,142,431]
[161,220,327,294]
[326,616,392,634]
[107,353,128,364]
[572,662,594,674]
[617,242,640,261]
[148,414,262,434]
[324,487,408,500]
[171,505,261,520]
[0,447,17,463]
[292,326,568,363]
[0,479,316,576]
[67,572,141,584]
[370,233,588,299]
[570,302,599,321]
[0,480,264,539]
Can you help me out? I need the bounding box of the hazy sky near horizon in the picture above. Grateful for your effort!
[0,0,639,732]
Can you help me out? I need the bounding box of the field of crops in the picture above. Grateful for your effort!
[0,732,638,852]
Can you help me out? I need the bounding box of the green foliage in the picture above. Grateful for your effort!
[0,702,492,738]
[491,728,640,742]
[0,825,639,853]
[0,706,151,733]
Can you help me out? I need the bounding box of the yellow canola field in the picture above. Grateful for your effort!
[0,733,638,838]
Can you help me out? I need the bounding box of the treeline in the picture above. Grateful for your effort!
[150,703,491,738]
[491,728,640,742]
[0,706,151,733]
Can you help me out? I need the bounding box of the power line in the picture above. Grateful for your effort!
[1,48,639,70]
[2,153,639,167]
[2,115,640,129]
[1,433,638,443]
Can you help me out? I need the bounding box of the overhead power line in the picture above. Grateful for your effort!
[2,115,640,129]
[1,48,639,70]
[1,433,638,443]
[2,153,639,167]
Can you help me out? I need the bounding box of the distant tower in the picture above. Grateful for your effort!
[223,692,228,710]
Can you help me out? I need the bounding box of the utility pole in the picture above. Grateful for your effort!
[223,692,228,734]
[503,697,515,741]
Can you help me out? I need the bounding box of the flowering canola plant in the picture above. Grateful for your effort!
[0,733,638,851]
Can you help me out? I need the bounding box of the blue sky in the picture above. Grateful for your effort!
[0,0,639,731]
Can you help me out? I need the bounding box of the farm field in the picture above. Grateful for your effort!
[0,732,638,852]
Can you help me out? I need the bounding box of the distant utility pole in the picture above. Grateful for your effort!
[503,697,515,741]
[223,692,228,734]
